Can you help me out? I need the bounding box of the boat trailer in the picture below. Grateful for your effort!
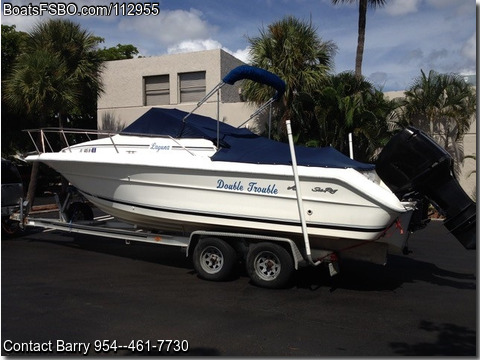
[11,188,344,289]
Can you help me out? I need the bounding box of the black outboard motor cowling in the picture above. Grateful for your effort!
[376,126,476,250]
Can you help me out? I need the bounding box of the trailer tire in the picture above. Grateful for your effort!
[66,202,94,222]
[193,238,236,282]
[247,242,294,289]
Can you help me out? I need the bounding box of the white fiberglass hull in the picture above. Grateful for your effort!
[28,134,413,257]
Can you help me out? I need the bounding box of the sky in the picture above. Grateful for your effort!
[1,0,476,91]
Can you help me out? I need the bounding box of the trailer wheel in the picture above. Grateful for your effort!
[66,202,94,222]
[247,242,294,289]
[193,238,236,281]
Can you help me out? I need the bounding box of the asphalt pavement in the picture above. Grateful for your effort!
[1,214,476,356]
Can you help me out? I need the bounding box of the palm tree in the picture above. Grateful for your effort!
[310,71,394,161]
[331,0,387,78]
[2,19,104,208]
[3,50,80,207]
[4,50,78,118]
[28,19,104,128]
[2,25,30,154]
[242,16,337,140]
[393,69,476,176]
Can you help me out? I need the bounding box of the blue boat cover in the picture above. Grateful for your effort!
[121,108,375,170]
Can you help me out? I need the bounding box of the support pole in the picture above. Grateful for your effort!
[348,132,354,159]
[268,101,272,139]
[286,120,321,266]
[182,82,225,122]
[216,89,220,148]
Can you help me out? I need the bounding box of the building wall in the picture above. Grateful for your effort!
[97,49,251,129]
[461,118,477,198]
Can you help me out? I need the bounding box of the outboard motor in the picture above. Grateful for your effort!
[376,126,476,250]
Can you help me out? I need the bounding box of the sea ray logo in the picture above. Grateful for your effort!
[287,185,296,191]
[312,187,338,194]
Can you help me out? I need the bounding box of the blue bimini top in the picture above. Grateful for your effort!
[121,108,375,171]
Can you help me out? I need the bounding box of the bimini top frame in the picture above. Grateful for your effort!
[181,65,286,144]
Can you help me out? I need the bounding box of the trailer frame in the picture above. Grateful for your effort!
[11,194,321,288]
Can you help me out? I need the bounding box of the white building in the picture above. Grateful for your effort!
[97,49,255,130]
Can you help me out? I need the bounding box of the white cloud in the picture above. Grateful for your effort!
[1,13,39,31]
[167,39,222,54]
[461,32,476,63]
[118,8,216,46]
[1,1,44,32]
[383,0,420,16]
[226,47,251,63]
[167,40,251,63]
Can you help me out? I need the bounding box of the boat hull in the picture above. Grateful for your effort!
[32,149,412,259]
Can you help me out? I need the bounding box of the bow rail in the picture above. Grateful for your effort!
[23,127,197,156]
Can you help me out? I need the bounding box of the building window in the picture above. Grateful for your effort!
[179,71,206,103]
[144,75,169,106]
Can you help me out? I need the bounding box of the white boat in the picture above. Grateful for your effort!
[25,66,475,268]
